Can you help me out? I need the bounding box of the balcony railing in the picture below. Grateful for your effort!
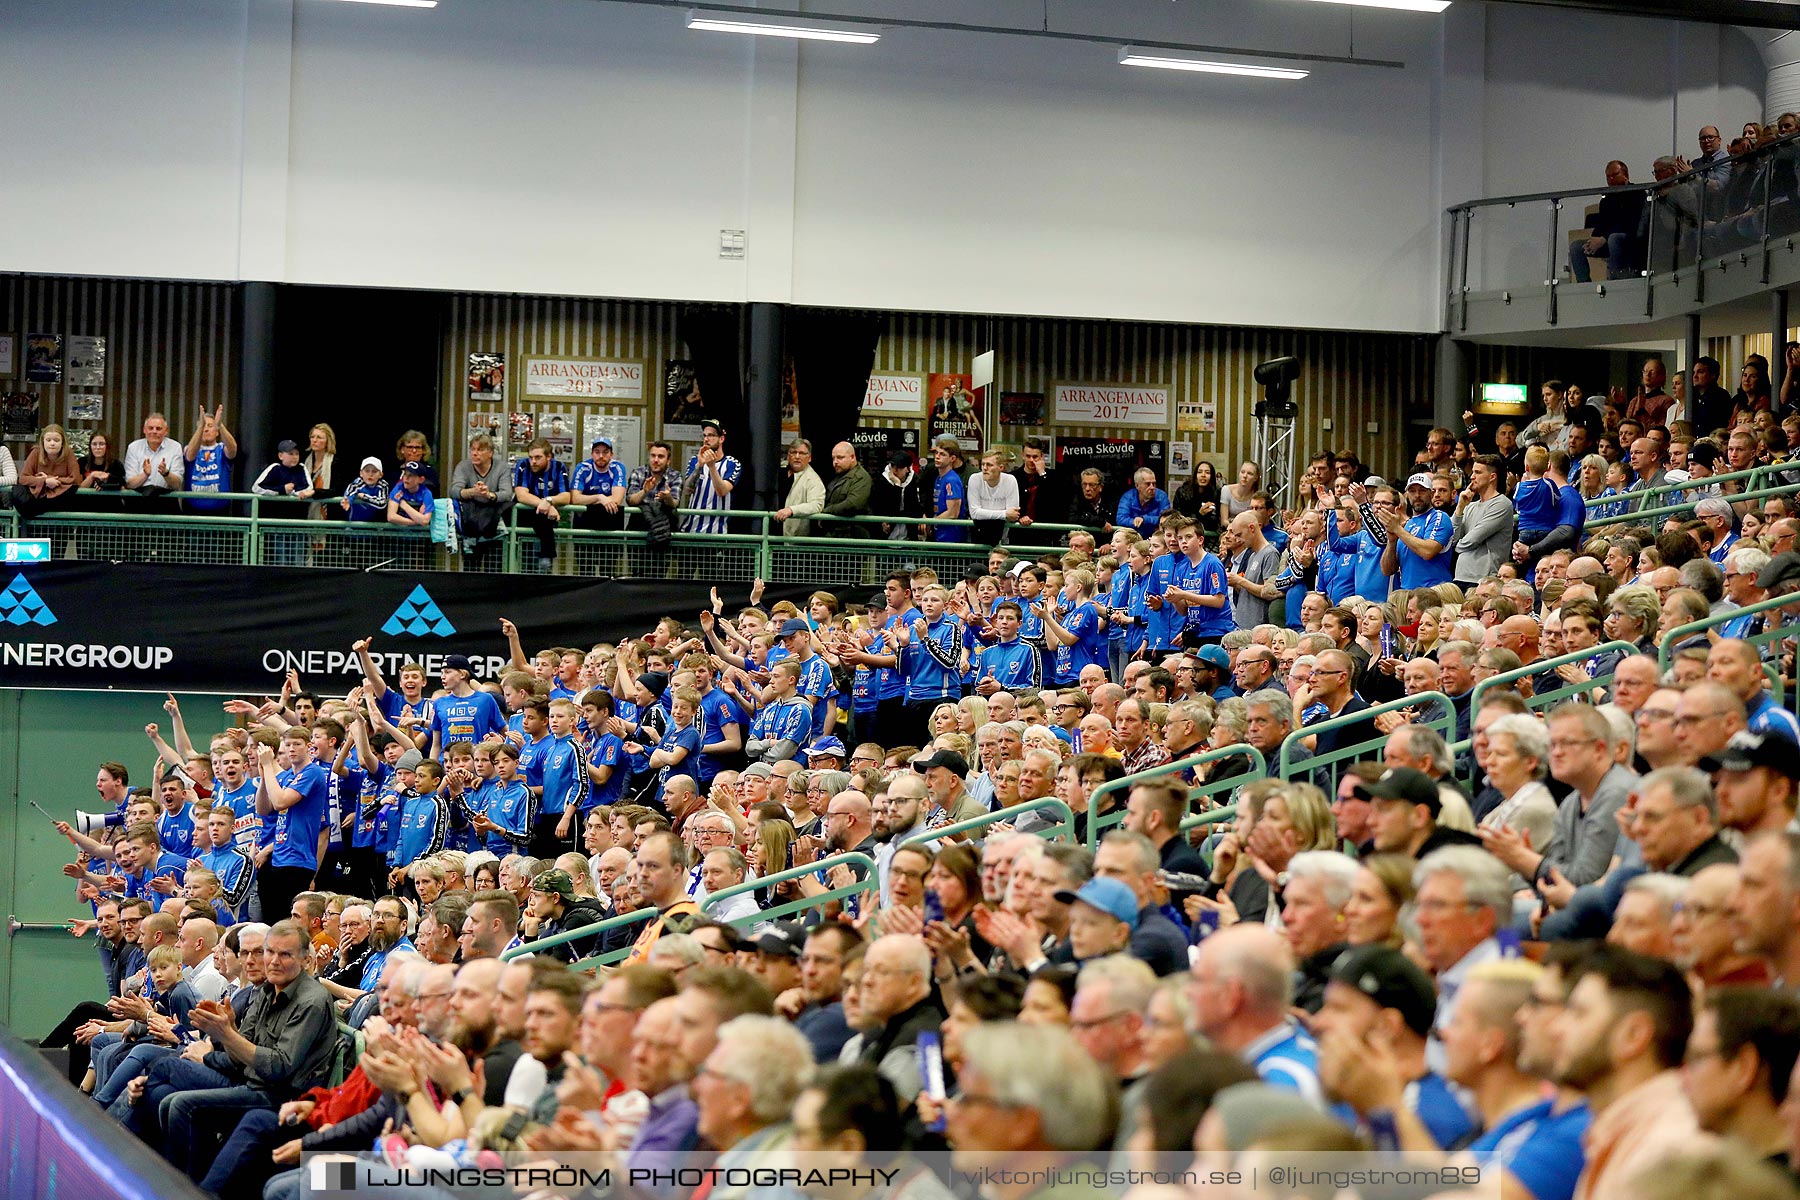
[1446,130,1800,332]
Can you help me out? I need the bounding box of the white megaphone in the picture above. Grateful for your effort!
[73,810,111,837]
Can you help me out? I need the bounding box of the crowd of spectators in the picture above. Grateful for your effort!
[17,364,1800,1200]
[1568,117,1800,283]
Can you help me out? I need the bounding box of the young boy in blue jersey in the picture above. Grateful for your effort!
[635,688,702,809]
[972,601,1042,694]
[386,767,449,891]
[118,822,188,913]
[1164,519,1234,647]
[836,571,920,751]
[471,743,532,855]
[678,654,744,787]
[338,456,390,522]
[207,740,262,858]
[354,638,434,751]
[578,690,628,811]
[1039,568,1108,686]
[193,807,255,921]
[153,773,196,860]
[182,405,237,514]
[775,619,838,739]
[894,583,965,745]
[253,722,338,926]
[930,438,967,543]
[745,661,813,765]
[179,867,237,929]
[533,700,591,856]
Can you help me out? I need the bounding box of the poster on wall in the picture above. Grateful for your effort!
[662,359,707,442]
[2,392,41,439]
[468,411,504,444]
[24,334,62,384]
[0,334,15,378]
[851,425,921,469]
[999,392,1046,427]
[467,352,505,402]
[582,412,644,475]
[522,357,646,402]
[862,372,926,418]
[1054,436,1168,501]
[65,336,106,387]
[1177,397,1205,433]
[536,412,577,466]
[65,428,92,459]
[1170,441,1193,480]
[1051,381,1170,427]
[925,373,981,452]
[507,412,536,456]
[1201,402,1217,433]
[67,393,103,422]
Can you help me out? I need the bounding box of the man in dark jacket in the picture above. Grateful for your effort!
[528,869,609,963]
[870,450,924,539]
[1066,467,1111,536]
[1569,160,1646,283]
[854,935,943,1105]
[817,441,874,538]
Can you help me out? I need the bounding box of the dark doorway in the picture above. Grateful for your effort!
[270,286,443,490]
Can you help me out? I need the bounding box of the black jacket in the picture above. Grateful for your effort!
[539,897,611,963]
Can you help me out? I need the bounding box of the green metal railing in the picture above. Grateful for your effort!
[904,797,1076,846]
[1467,640,1640,728]
[2,489,1098,581]
[1085,745,1268,850]
[1586,477,1800,530]
[1279,691,1454,785]
[700,851,879,926]
[1580,463,1780,514]
[502,905,659,969]
[1658,593,1798,705]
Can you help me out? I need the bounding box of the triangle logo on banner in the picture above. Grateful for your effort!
[380,584,457,638]
[0,573,56,626]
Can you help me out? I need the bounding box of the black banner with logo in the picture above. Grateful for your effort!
[0,563,822,695]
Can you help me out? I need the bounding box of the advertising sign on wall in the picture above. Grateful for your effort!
[522,357,646,401]
[863,372,926,417]
[1051,382,1170,426]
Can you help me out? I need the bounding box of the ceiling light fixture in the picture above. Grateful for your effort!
[686,10,880,43]
[1118,47,1309,80]
[326,0,440,8]
[1294,0,1450,12]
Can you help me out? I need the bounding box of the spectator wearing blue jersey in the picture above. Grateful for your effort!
[1312,944,1478,1150]
[776,619,838,738]
[745,661,813,765]
[1165,518,1234,646]
[1040,568,1109,687]
[568,436,629,531]
[683,655,745,787]
[1708,640,1800,744]
[253,721,340,925]
[183,405,237,514]
[513,438,572,573]
[386,773,449,891]
[637,687,702,807]
[929,437,967,543]
[1328,487,1394,604]
[680,418,742,535]
[1378,474,1455,592]
[471,743,532,854]
[154,774,196,860]
[386,461,434,571]
[337,457,389,523]
[1250,492,1290,552]
[577,689,628,811]
[973,601,1042,694]
[196,808,255,921]
[1115,469,1169,536]
[895,582,965,742]
[1189,923,1329,1107]
[427,655,506,760]
[534,699,593,855]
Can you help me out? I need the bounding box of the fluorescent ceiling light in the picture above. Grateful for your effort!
[326,0,440,8]
[1294,0,1450,12]
[686,10,880,43]
[1118,47,1308,80]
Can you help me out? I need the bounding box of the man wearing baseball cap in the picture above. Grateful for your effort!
[1193,644,1236,702]
[802,736,847,771]
[1377,472,1455,592]
[912,749,985,825]
[569,436,628,532]
[1314,944,1478,1149]
[777,618,837,741]
[1700,732,1800,839]
[1359,767,1481,860]
[528,868,609,964]
[1054,877,1139,963]
[742,921,805,996]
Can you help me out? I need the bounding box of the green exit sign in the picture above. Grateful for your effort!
[1475,382,1529,415]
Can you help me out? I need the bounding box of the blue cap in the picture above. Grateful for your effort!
[804,736,847,760]
[778,618,811,638]
[591,436,613,449]
[1196,644,1232,671]
[1053,877,1139,929]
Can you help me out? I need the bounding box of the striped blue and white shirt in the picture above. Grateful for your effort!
[681,452,742,535]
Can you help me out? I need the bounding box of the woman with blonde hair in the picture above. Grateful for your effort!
[304,423,338,518]
[16,423,81,516]
[1343,854,1416,948]
[955,694,989,736]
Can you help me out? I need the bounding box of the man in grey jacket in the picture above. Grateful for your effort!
[1450,454,1516,590]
